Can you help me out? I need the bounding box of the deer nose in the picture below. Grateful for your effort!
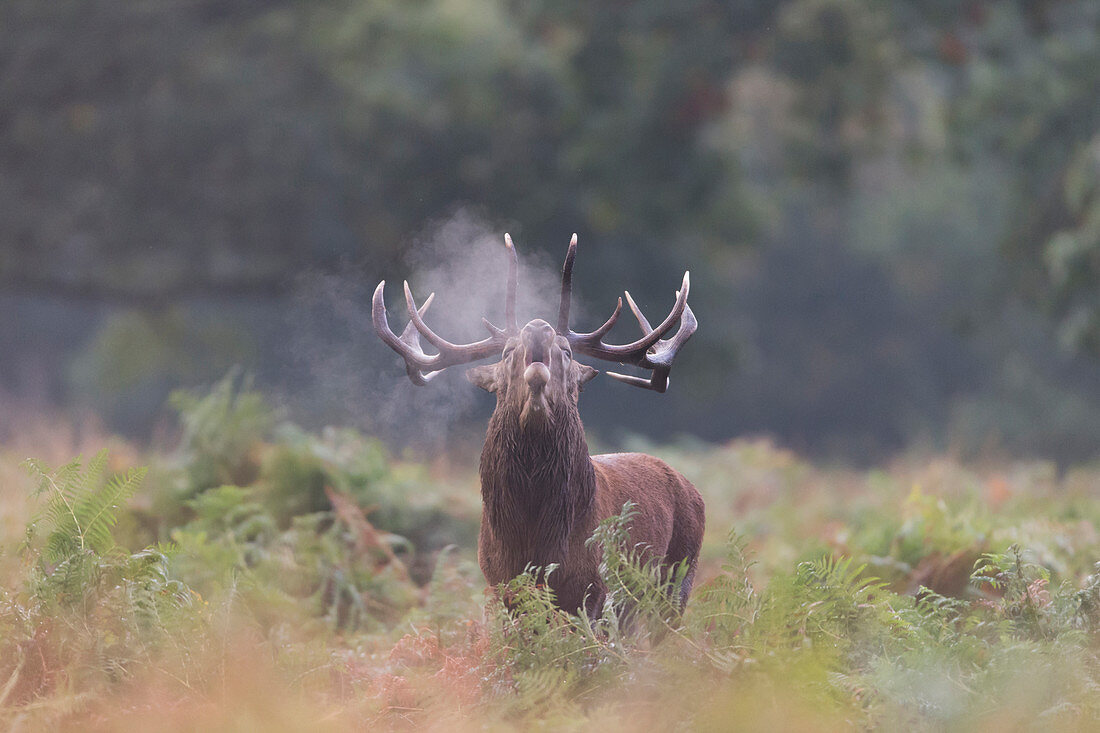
[521,320,555,365]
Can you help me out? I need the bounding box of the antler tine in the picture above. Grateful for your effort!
[606,301,697,392]
[374,235,522,384]
[372,280,506,385]
[568,270,696,392]
[576,296,622,341]
[373,281,421,363]
[571,272,691,362]
[403,281,458,352]
[482,318,508,339]
[398,291,435,342]
[623,290,653,335]
[396,292,439,385]
[504,233,519,332]
[558,233,578,333]
[558,233,623,342]
[374,280,435,384]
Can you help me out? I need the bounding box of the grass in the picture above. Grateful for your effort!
[3,380,1100,730]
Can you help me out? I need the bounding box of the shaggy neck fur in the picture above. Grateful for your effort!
[479,395,596,571]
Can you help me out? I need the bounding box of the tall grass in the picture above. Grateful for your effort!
[4,379,1100,730]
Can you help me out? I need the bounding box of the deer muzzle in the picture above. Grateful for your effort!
[518,319,555,427]
[524,362,550,392]
[520,320,555,395]
[520,362,551,428]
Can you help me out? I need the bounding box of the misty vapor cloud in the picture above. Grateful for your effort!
[287,210,582,447]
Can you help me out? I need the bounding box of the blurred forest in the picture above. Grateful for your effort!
[3,0,1100,463]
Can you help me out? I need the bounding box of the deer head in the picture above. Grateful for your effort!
[372,234,696,422]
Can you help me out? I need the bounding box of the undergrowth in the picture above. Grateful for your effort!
[3,378,1100,729]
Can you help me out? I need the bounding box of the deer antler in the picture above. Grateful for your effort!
[559,235,696,393]
[373,235,519,384]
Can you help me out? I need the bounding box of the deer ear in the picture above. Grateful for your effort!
[466,364,499,392]
[576,363,599,390]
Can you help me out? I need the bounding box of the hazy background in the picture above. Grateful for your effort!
[3,0,1100,464]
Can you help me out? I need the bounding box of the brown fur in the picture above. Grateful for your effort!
[468,319,705,616]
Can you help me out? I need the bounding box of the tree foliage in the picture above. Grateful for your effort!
[3,0,1100,460]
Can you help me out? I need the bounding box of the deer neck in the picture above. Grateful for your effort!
[479,400,595,564]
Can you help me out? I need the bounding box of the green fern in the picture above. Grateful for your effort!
[24,449,146,562]
[170,367,277,492]
[482,503,709,717]
[121,545,193,633]
[9,450,199,705]
[686,529,760,663]
[972,545,1058,639]
[487,565,625,715]
[790,555,890,640]
[586,501,691,639]
[1074,562,1100,631]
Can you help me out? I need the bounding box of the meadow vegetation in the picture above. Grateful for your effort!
[3,374,1100,731]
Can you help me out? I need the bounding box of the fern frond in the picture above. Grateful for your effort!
[75,466,146,555]
[586,501,692,640]
[23,450,146,564]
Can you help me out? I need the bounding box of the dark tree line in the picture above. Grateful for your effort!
[2,0,1099,461]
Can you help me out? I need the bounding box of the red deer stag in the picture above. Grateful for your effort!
[372,234,704,617]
